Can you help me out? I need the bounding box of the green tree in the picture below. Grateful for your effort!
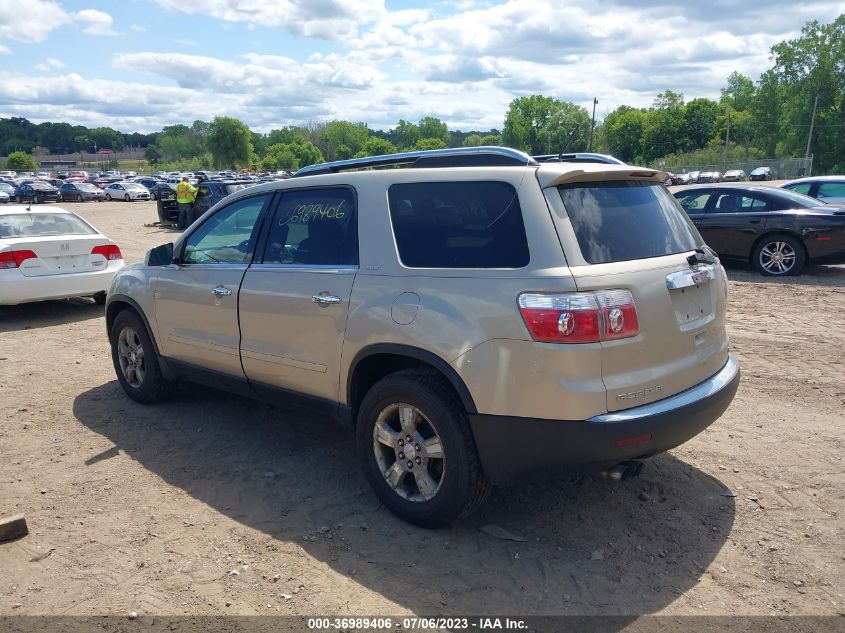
[462,133,483,147]
[601,105,647,162]
[267,126,305,147]
[414,137,448,150]
[262,138,323,171]
[770,15,845,172]
[207,116,254,169]
[502,95,590,154]
[392,119,420,150]
[88,127,124,151]
[417,116,450,145]
[251,132,268,158]
[750,70,783,157]
[479,134,500,146]
[720,72,757,111]
[683,98,721,150]
[321,121,369,161]
[640,90,687,162]
[144,145,162,165]
[354,137,397,157]
[6,151,38,172]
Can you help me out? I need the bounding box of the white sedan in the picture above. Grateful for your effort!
[0,206,124,305]
[0,190,9,204]
[104,182,151,201]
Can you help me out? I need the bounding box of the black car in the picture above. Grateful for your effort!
[749,167,773,181]
[14,182,62,204]
[146,181,175,201]
[134,177,164,190]
[157,179,255,224]
[674,185,845,276]
[59,181,106,202]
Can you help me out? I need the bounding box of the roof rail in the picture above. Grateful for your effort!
[292,146,537,177]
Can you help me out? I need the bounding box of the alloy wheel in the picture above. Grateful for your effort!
[116,326,146,388]
[372,403,445,502]
[759,240,796,275]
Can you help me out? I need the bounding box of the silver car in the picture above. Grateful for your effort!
[105,147,740,527]
[780,176,845,205]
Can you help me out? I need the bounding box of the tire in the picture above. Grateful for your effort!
[106,194,112,201]
[77,194,83,202]
[356,369,491,528]
[752,234,805,276]
[92,291,107,305]
[110,309,173,403]
[35,195,43,204]
[124,194,130,202]
[16,195,22,203]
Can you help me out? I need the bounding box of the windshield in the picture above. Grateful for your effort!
[123,183,144,189]
[0,184,13,193]
[558,181,702,264]
[76,183,99,192]
[0,213,97,238]
[30,183,55,190]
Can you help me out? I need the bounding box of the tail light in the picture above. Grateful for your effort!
[0,249,37,269]
[518,290,639,344]
[91,244,123,261]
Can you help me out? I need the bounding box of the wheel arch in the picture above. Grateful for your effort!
[346,344,478,423]
[106,295,162,357]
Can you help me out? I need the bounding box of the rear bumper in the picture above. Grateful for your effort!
[0,264,122,305]
[469,355,740,483]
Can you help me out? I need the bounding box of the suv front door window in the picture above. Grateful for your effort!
[238,187,358,400]
[152,194,270,377]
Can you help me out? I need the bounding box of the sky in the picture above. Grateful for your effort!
[0,0,842,134]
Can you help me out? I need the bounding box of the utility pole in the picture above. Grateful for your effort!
[588,97,598,151]
[804,94,819,177]
[723,109,731,172]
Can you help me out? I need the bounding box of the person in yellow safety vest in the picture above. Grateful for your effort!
[175,176,198,230]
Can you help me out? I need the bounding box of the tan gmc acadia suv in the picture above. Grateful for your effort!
[106,147,740,527]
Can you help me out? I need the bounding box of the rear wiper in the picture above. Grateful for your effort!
[688,247,718,267]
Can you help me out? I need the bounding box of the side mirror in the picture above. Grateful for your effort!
[145,242,174,266]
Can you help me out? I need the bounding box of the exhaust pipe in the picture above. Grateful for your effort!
[600,460,643,482]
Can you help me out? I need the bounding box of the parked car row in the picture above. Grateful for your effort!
[668,166,775,184]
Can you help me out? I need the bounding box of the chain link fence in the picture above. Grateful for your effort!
[659,156,813,180]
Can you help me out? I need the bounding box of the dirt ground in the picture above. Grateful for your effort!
[0,199,843,619]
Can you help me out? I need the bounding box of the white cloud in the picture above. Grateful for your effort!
[74,9,117,36]
[0,44,10,54]
[35,57,65,72]
[152,0,386,40]
[130,24,146,33]
[0,0,71,43]
[3,0,843,134]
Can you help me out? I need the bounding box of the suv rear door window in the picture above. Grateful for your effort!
[387,181,529,268]
[558,181,700,264]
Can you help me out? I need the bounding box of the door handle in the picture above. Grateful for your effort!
[312,294,342,305]
[212,286,233,297]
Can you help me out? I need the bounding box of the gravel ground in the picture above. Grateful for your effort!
[0,199,843,618]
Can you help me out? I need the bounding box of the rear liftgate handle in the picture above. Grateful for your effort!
[212,286,233,297]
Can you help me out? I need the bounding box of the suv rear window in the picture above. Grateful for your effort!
[388,181,529,268]
[557,181,700,264]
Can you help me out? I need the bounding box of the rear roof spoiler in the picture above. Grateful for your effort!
[537,164,667,188]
